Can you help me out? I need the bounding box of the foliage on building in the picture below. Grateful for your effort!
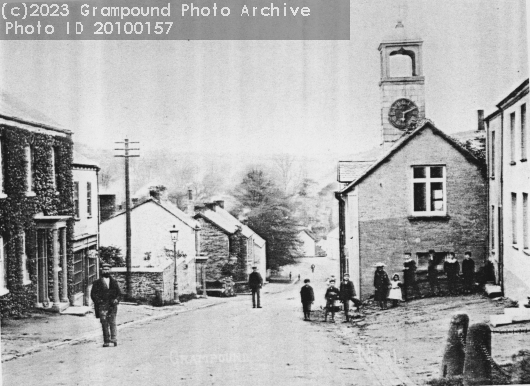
[0,125,74,318]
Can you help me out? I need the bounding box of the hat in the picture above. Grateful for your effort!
[374,262,386,267]
[329,279,336,283]
[343,273,349,277]
[304,279,310,283]
[101,263,112,268]
[428,249,436,254]
[403,252,412,257]
[252,266,257,269]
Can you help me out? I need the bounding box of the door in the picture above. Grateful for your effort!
[36,230,49,304]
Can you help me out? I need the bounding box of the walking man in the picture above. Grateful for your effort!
[462,251,475,294]
[339,273,361,322]
[248,266,263,308]
[91,263,122,347]
[300,279,315,321]
[403,252,421,300]
[427,249,441,296]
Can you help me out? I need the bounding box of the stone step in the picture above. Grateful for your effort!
[61,306,92,316]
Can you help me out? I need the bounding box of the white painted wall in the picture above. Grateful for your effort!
[298,231,316,257]
[72,167,99,240]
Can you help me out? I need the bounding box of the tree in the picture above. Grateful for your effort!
[98,246,125,267]
[233,169,302,271]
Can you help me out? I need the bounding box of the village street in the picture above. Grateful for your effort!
[2,257,378,386]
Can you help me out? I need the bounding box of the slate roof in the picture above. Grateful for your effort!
[338,120,481,194]
[73,150,100,169]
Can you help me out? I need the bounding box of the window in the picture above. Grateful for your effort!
[416,251,446,271]
[51,148,59,190]
[412,166,446,215]
[87,182,92,217]
[26,145,35,195]
[0,236,7,295]
[74,182,80,218]
[491,205,495,249]
[20,232,30,284]
[522,104,527,160]
[512,193,518,244]
[523,193,530,249]
[510,112,516,163]
[491,131,495,177]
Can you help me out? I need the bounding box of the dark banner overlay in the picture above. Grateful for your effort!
[0,0,350,39]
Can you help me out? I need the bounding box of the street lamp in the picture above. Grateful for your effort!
[170,225,180,304]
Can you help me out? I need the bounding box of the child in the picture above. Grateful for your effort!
[387,273,403,307]
[300,279,314,321]
[324,279,340,323]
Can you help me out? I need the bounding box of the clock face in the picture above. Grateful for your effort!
[388,98,419,130]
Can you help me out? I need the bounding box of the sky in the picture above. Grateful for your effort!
[0,0,527,159]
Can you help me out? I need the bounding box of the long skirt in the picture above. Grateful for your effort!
[374,288,388,302]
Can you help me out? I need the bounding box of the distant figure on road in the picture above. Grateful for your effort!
[427,249,441,296]
[311,264,315,273]
[324,279,340,323]
[462,251,475,294]
[444,252,460,295]
[91,263,122,347]
[300,279,315,321]
[387,273,403,307]
[248,266,263,308]
[339,273,360,322]
[403,252,421,301]
[289,272,292,281]
[373,263,390,310]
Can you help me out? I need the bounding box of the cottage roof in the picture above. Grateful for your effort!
[107,197,200,229]
[73,150,100,169]
[299,229,317,241]
[338,120,482,195]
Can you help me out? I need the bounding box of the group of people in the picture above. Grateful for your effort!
[375,250,476,309]
[300,273,361,322]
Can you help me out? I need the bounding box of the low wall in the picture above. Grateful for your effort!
[112,258,196,303]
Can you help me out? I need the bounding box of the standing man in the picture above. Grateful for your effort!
[91,263,122,347]
[300,279,315,321]
[339,273,361,322]
[444,252,460,295]
[311,264,315,273]
[427,249,441,296]
[403,253,421,301]
[462,251,475,294]
[373,263,391,310]
[248,266,263,308]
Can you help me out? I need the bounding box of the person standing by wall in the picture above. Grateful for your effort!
[462,251,475,294]
[444,252,460,295]
[387,274,403,307]
[91,263,122,347]
[403,253,420,300]
[300,279,314,321]
[427,249,441,296]
[373,263,391,310]
[248,266,263,308]
[339,273,360,322]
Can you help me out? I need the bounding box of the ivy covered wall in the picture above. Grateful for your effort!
[0,124,74,318]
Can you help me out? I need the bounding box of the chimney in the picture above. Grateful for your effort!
[99,194,116,222]
[149,189,160,201]
[477,110,485,131]
[214,200,225,209]
[187,189,194,215]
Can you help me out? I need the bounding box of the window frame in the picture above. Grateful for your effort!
[490,131,496,178]
[521,104,527,161]
[20,232,31,285]
[411,165,447,217]
[512,193,518,245]
[25,145,36,196]
[510,112,516,164]
[87,181,92,218]
[74,181,80,219]
[523,193,529,250]
[0,136,5,198]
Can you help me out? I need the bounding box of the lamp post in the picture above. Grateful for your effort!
[170,226,180,304]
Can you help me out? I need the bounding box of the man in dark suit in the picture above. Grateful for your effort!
[300,279,314,321]
[91,263,122,347]
[248,266,263,308]
[339,273,361,322]
[462,251,475,294]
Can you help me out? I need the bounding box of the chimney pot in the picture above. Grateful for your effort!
[215,200,225,209]
[478,110,485,131]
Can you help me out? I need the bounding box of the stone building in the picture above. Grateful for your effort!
[485,79,530,301]
[335,22,488,299]
[193,201,266,281]
[100,193,200,301]
[0,95,74,317]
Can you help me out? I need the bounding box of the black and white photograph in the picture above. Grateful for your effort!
[0,0,529,385]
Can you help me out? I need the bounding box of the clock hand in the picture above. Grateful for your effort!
[402,106,418,115]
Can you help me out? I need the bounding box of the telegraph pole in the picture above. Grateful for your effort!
[115,139,139,300]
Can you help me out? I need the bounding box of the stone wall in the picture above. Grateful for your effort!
[197,217,230,280]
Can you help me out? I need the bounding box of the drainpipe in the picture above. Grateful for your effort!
[335,192,346,279]
[499,108,504,296]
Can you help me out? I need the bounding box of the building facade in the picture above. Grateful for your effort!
[71,151,100,306]
[485,79,530,301]
[336,23,488,299]
[0,106,74,317]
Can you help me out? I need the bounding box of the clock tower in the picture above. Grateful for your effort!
[379,21,425,147]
